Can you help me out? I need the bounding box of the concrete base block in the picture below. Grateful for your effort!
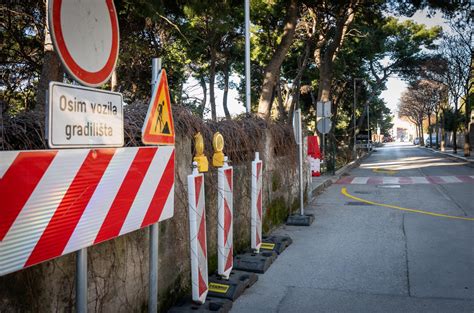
[261,235,293,254]
[286,214,314,226]
[168,296,232,313]
[233,251,277,274]
[207,270,258,301]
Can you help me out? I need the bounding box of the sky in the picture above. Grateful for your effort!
[382,9,449,115]
[184,8,450,119]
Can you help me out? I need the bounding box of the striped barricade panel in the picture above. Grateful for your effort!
[187,170,208,304]
[217,165,233,279]
[0,146,175,276]
[251,157,263,252]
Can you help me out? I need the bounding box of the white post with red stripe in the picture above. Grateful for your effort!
[251,152,263,253]
[187,163,208,304]
[217,157,233,279]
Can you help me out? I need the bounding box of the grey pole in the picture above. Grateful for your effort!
[245,0,251,114]
[74,71,87,313]
[76,248,87,313]
[296,109,304,216]
[149,57,161,313]
[353,79,357,159]
[367,103,370,150]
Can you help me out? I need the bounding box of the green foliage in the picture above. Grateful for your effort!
[263,196,288,234]
[1,1,45,114]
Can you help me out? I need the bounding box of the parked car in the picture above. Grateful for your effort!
[425,136,436,146]
[413,137,420,145]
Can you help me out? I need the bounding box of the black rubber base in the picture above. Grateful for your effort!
[261,235,293,254]
[168,296,232,313]
[207,270,258,301]
[233,250,277,274]
[286,213,314,226]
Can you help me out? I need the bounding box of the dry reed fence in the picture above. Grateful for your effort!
[1,102,297,165]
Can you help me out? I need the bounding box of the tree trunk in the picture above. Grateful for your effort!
[420,116,424,146]
[453,98,458,153]
[276,77,286,121]
[36,9,63,112]
[222,63,231,120]
[316,2,357,102]
[209,48,217,121]
[198,76,207,118]
[427,111,431,147]
[464,95,471,156]
[435,109,439,149]
[111,70,118,92]
[257,0,298,120]
[287,40,311,124]
[441,110,446,151]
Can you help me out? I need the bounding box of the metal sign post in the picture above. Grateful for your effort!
[316,101,332,171]
[149,57,161,313]
[286,109,314,226]
[76,248,87,313]
[293,109,304,216]
[244,0,251,114]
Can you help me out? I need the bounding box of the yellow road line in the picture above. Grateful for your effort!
[372,168,397,174]
[341,187,474,221]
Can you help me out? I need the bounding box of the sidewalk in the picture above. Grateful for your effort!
[421,146,474,166]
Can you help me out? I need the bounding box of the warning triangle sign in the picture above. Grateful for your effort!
[142,69,175,145]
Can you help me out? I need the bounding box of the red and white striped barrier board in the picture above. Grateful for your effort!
[187,167,208,303]
[308,156,321,177]
[251,153,263,253]
[0,146,175,276]
[217,162,233,279]
[336,175,474,185]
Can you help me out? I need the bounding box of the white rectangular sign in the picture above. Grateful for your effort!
[48,82,124,148]
[317,101,331,118]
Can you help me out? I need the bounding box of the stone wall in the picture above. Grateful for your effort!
[0,131,309,313]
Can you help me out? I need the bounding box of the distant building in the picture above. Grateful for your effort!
[392,117,416,142]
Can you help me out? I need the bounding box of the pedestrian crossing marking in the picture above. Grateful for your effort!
[336,175,474,185]
[352,177,369,184]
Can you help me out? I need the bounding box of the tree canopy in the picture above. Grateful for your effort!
[1,0,467,153]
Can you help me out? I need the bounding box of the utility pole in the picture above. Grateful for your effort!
[245,0,251,114]
[353,79,357,159]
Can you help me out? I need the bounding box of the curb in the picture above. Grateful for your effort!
[310,150,373,198]
[421,146,474,168]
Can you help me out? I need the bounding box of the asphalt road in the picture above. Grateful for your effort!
[231,143,474,313]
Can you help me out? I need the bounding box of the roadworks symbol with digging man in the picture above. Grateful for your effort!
[142,69,175,145]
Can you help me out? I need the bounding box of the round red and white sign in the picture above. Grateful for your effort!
[49,0,119,87]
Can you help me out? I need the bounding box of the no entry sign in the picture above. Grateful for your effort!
[48,0,120,87]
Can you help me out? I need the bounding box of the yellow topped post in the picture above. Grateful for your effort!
[194,132,208,173]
